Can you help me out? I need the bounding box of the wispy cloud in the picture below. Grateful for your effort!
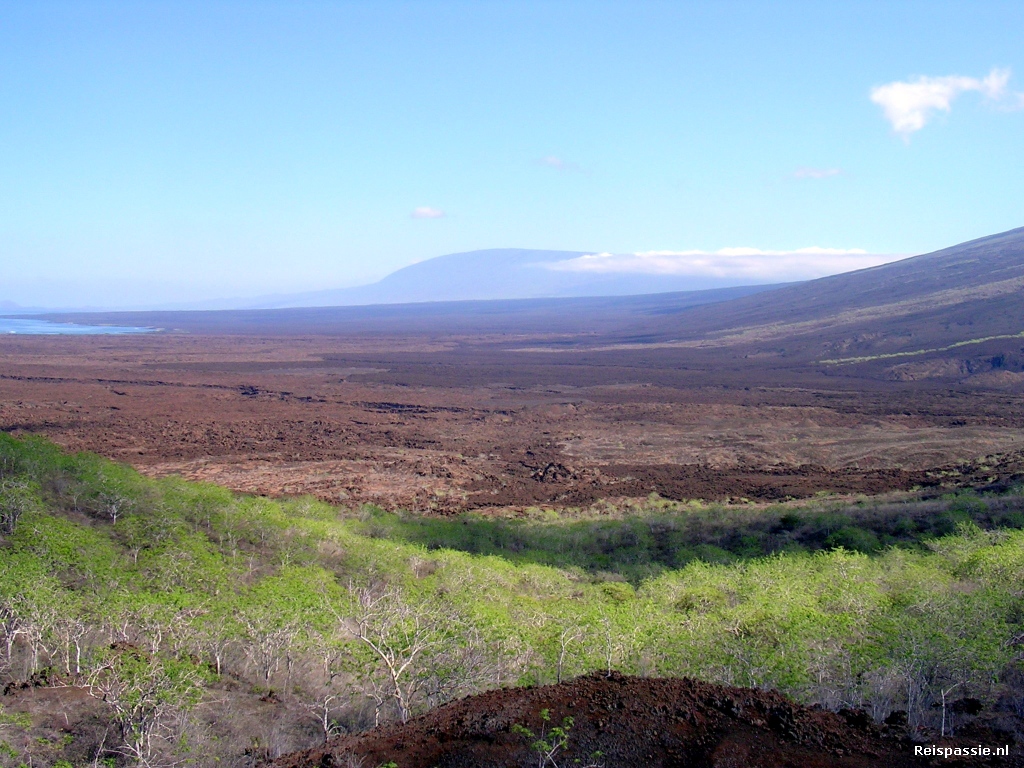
[870,67,1021,138]
[538,155,584,172]
[411,206,445,219]
[793,167,842,179]
[544,248,905,282]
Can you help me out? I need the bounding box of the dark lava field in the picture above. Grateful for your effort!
[3,228,1024,513]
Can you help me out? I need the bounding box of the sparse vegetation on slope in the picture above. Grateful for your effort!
[355,489,1024,582]
[820,330,1024,365]
[1,434,1023,766]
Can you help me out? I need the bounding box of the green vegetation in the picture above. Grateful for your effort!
[513,709,602,768]
[354,491,1024,582]
[1,433,1023,766]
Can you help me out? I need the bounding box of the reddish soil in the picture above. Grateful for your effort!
[1,333,1023,513]
[274,673,1019,767]
[6,228,1021,512]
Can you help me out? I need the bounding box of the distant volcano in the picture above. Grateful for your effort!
[243,248,784,308]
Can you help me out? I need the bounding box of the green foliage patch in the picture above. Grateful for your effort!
[352,490,1024,582]
[1,432,1023,765]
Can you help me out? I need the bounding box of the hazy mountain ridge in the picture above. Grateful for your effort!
[1,248,787,313]
[0,300,53,314]
[244,248,783,308]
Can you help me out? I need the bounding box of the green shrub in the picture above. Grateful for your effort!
[826,526,881,553]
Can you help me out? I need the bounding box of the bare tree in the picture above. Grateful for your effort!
[342,585,448,723]
[20,606,57,679]
[86,645,204,767]
[51,614,91,678]
[99,490,135,525]
[128,603,203,657]
[295,632,351,740]
[362,674,392,728]
[303,689,348,741]
[189,618,237,677]
[0,599,26,679]
[0,480,34,536]
[555,625,584,684]
[239,612,300,687]
[420,623,518,709]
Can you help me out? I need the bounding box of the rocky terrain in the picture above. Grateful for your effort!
[1,329,1022,512]
[3,228,1018,513]
[275,673,1021,767]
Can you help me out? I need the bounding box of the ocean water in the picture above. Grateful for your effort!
[0,317,155,335]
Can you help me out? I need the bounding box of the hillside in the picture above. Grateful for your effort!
[608,226,1024,381]
[2,435,1024,766]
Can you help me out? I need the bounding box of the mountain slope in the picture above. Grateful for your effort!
[613,226,1024,377]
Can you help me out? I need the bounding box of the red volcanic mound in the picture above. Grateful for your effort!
[274,673,941,768]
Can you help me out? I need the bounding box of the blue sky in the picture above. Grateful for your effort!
[2,1,1023,308]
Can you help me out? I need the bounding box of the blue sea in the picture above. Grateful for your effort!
[0,317,156,335]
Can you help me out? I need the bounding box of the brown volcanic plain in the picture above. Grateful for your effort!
[3,227,1024,512]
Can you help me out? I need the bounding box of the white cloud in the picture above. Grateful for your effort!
[870,67,1021,138]
[544,248,906,282]
[793,167,842,179]
[539,155,583,172]
[411,206,445,219]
